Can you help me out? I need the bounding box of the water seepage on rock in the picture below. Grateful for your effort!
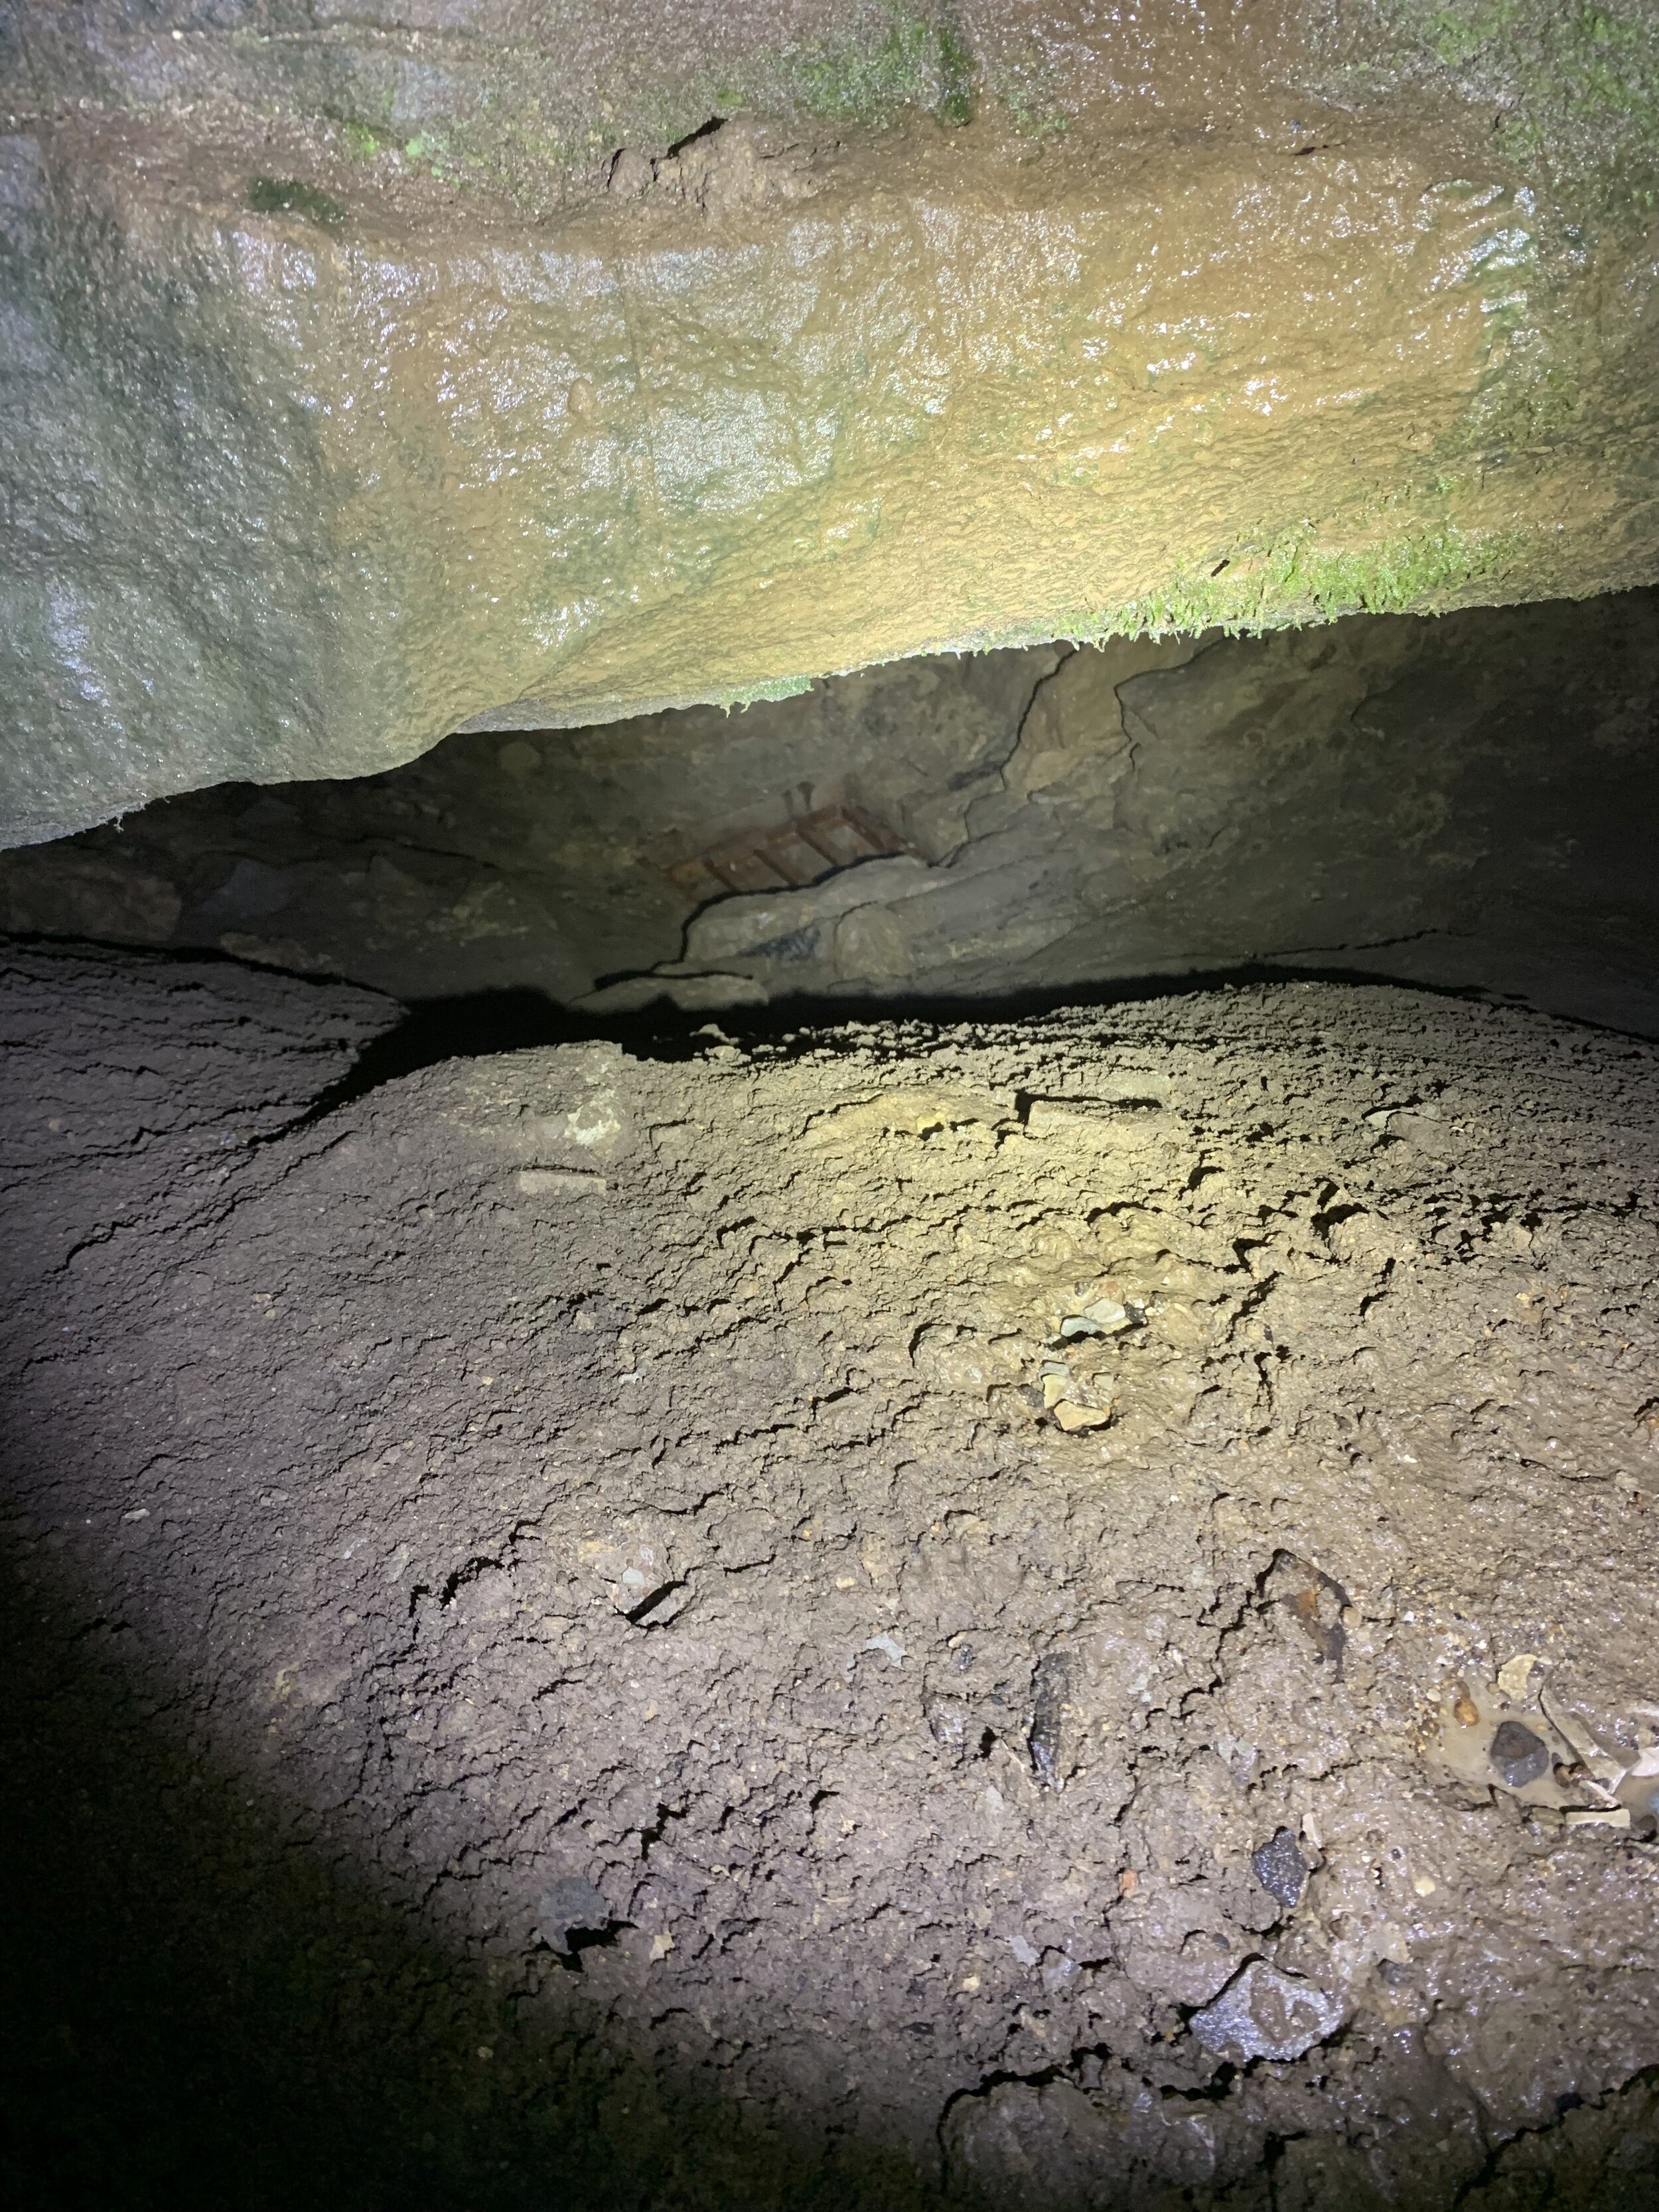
[4,3,1659,844]
[1190,1960,1346,2064]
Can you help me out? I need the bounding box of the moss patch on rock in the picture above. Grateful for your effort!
[1343,2,1659,194]
[245,177,346,229]
[1092,522,1527,642]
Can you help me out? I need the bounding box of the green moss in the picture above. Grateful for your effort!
[1369,2,1659,181]
[1461,359,1583,455]
[935,11,977,129]
[1074,522,1524,642]
[245,177,346,228]
[789,5,975,129]
[401,129,493,188]
[989,33,1072,141]
[725,675,816,709]
[224,4,980,208]
[1000,80,1069,142]
[1423,2,1520,70]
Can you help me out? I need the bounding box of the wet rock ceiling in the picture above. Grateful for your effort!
[4,2,1659,840]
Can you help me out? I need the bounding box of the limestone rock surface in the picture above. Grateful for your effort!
[4,2,1659,842]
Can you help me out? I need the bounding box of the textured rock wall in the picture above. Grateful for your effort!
[7,589,1659,1035]
[4,3,1659,842]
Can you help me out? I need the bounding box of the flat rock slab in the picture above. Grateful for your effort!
[3,943,1658,2205]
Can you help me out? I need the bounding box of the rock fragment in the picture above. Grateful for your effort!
[1029,1651,1070,1791]
[1489,1718,1551,1791]
[1190,1960,1345,2063]
[1053,1400,1112,1432]
[1250,1828,1308,1910]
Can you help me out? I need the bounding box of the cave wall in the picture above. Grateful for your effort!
[7,588,1658,1034]
[4,3,1659,842]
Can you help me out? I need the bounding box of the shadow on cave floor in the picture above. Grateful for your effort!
[0,1531,951,2212]
[293,956,1598,1123]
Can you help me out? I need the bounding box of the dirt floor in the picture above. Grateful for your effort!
[3,941,1658,2209]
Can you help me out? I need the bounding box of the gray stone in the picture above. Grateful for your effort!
[1251,1828,1309,1911]
[1490,1719,1551,1791]
[1190,1960,1346,2063]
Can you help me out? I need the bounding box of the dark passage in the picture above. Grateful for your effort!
[5,591,1659,1037]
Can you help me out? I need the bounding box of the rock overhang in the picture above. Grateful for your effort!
[3,1,1659,845]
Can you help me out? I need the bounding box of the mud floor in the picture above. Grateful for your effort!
[3,942,1658,2209]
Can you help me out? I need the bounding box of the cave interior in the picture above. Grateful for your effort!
[5,5,1659,2209]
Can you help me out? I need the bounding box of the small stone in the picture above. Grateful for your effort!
[1489,1718,1551,1790]
[1618,1775,1659,1834]
[1450,1681,1481,1728]
[1060,1298,1131,1338]
[1496,1653,1540,1699]
[929,1701,971,1756]
[1083,1296,1133,1330]
[1029,1649,1070,1791]
[1052,1400,1111,1432]
[1190,1960,1345,2063]
[1251,1826,1308,1909]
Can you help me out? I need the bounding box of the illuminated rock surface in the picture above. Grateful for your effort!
[5,2,1659,841]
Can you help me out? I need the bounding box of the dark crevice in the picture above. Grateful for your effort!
[439,1556,505,1607]
[664,115,725,159]
[244,954,1640,1138]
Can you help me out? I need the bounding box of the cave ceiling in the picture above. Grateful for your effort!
[3,3,1659,844]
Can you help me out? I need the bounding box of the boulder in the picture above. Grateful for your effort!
[4,2,1658,843]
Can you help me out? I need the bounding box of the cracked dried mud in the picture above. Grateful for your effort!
[3,944,1658,2207]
